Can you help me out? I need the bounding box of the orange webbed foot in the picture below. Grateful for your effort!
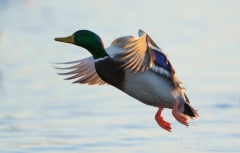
[155,107,172,132]
[172,100,189,126]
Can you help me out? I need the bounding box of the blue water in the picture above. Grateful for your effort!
[0,0,240,152]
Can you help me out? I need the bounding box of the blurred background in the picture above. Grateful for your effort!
[0,0,240,153]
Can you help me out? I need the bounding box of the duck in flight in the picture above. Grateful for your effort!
[54,29,199,132]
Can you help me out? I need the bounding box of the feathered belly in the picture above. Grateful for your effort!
[123,70,185,110]
[95,58,185,111]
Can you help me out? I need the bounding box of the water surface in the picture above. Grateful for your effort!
[0,1,240,152]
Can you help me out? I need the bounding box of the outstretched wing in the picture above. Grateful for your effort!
[53,44,129,86]
[54,30,182,87]
[113,29,182,87]
[54,57,107,85]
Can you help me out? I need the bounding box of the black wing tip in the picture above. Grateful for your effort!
[138,29,146,37]
[53,66,68,70]
[57,72,70,75]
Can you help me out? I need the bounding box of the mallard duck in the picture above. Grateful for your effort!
[54,29,199,132]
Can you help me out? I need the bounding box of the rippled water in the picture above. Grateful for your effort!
[0,0,240,152]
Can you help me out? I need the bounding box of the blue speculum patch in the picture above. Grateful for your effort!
[153,49,171,71]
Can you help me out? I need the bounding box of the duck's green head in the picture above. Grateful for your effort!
[54,30,108,59]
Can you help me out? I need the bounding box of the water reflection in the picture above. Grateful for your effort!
[0,31,3,95]
[0,0,9,10]
[0,0,34,10]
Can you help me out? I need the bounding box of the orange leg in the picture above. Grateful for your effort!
[155,107,172,132]
[172,100,189,126]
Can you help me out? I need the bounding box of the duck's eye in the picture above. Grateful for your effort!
[82,33,86,36]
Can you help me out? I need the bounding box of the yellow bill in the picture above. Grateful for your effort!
[54,35,75,44]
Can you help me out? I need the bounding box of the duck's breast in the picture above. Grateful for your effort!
[95,58,126,90]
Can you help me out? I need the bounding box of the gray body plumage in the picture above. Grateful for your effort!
[95,57,186,113]
[124,69,185,112]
